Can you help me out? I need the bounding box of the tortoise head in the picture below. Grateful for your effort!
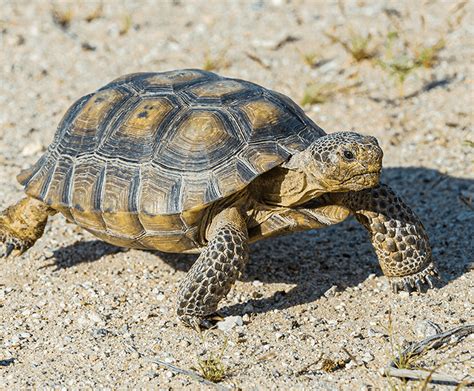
[286,131,383,193]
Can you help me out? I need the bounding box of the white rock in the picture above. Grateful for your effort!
[324,285,338,298]
[415,320,442,339]
[362,352,374,363]
[21,142,43,156]
[88,311,103,324]
[217,315,244,332]
[398,291,410,299]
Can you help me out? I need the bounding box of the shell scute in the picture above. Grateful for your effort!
[97,96,176,162]
[57,89,127,157]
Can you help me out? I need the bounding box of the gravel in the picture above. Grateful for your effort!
[1,1,473,389]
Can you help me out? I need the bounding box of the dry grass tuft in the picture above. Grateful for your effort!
[321,358,346,372]
[414,39,446,69]
[202,51,230,71]
[191,332,229,384]
[197,355,227,383]
[300,51,320,67]
[325,30,377,62]
[51,6,73,30]
[84,4,103,23]
[300,82,337,105]
[119,14,132,36]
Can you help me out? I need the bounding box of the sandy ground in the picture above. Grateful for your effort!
[1,0,473,389]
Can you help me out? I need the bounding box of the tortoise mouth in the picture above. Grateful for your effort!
[341,170,381,185]
[337,170,381,192]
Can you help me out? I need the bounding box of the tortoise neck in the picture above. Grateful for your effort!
[250,165,325,207]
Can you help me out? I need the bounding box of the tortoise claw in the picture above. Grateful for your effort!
[0,235,29,259]
[415,280,422,293]
[425,275,434,289]
[403,281,412,293]
[3,243,15,258]
[391,281,401,293]
[390,263,440,294]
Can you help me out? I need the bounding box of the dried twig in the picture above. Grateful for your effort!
[384,367,470,386]
[296,353,323,376]
[273,35,299,50]
[383,324,474,386]
[245,52,271,70]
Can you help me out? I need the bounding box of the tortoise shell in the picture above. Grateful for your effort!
[18,69,325,251]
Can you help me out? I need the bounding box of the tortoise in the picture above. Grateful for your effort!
[0,69,438,327]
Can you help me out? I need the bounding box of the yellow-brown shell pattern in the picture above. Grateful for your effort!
[19,69,325,251]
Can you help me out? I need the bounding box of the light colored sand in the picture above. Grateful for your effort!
[1,1,473,389]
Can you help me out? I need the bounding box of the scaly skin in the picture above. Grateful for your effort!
[0,197,55,257]
[177,207,249,328]
[334,184,439,292]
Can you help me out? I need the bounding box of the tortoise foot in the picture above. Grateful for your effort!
[390,263,441,293]
[0,197,53,259]
[178,314,219,331]
[0,232,30,258]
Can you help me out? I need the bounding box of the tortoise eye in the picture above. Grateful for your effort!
[343,150,355,160]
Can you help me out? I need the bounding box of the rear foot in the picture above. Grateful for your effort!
[0,232,32,258]
[0,197,54,258]
[389,263,441,293]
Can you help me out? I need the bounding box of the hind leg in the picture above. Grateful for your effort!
[0,197,55,257]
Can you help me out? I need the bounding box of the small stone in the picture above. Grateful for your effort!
[6,336,21,347]
[252,280,263,287]
[243,303,254,313]
[361,352,374,363]
[217,315,244,332]
[415,320,442,339]
[367,328,379,337]
[324,285,338,298]
[346,360,357,369]
[88,311,103,324]
[21,142,43,156]
[456,211,474,222]
[275,332,284,340]
[398,291,410,299]
[145,371,158,379]
[93,328,109,338]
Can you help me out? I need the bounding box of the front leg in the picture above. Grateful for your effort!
[335,184,439,292]
[177,207,249,328]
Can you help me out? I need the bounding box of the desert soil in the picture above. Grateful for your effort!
[0,1,473,390]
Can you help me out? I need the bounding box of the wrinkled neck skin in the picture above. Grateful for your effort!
[250,149,329,207]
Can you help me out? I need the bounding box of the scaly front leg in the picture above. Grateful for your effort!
[177,207,249,328]
[335,184,439,292]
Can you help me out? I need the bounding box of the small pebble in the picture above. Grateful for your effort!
[398,291,410,299]
[415,320,443,339]
[217,315,244,332]
[361,352,374,363]
[324,285,338,298]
